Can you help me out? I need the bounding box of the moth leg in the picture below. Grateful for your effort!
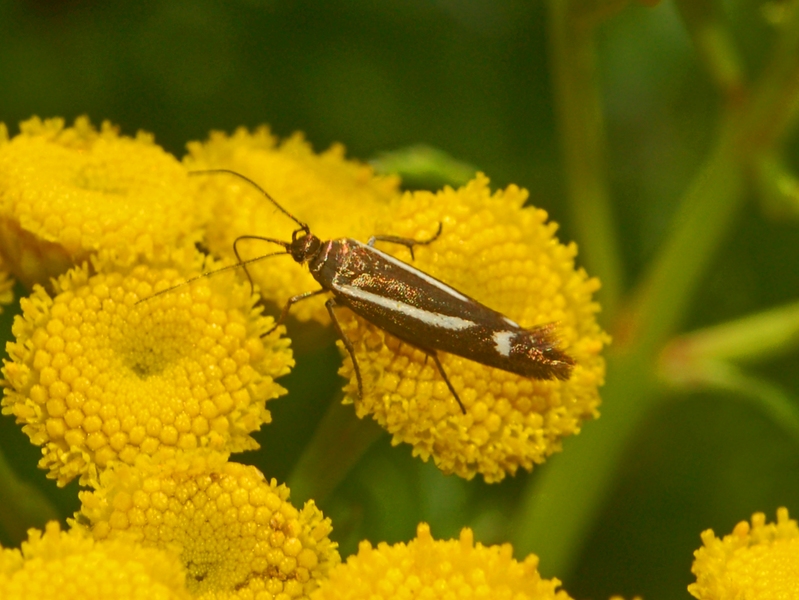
[264,288,327,336]
[367,222,443,260]
[411,347,465,415]
[325,297,364,399]
[429,351,466,414]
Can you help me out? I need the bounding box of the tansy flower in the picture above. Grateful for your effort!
[311,522,572,600]
[184,126,401,324]
[0,116,205,289]
[2,249,293,487]
[689,507,799,599]
[75,452,340,600]
[0,521,190,600]
[336,174,608,482]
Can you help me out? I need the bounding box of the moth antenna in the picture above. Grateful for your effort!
[189,169,309,232]
[232,235,291,296]
[135,250,290,305]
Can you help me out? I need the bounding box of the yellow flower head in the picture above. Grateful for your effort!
[2,249,293,487]
[336,174,608,482]
[311,522,573,600]
[184,126,400,323]
[689,507,799,600]
[76,452,340,600]
[0,521,190,600]
[0,116,204,289]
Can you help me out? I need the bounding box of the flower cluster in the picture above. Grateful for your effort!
[76,452,340,600]
[689,507,799,599]
[0,115,614,600]
[0,521,189,600]
[311,522,573,600]
[0,116,411,600]
[2,250,293,487]
[0,117,204,289]
[179,127,609,482]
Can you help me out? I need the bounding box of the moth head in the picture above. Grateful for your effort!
[289,226,322,264]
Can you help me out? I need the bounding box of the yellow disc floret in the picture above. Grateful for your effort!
[689,507,799,599]
[1,249,293,487]
[76,453,340,600]
[0,116,204,288]
[335,174,609,483]
[311,522,573,600]
[184,126,400,324]
[0,521,190,600]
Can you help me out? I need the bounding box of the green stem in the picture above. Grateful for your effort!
[0,444,60,543]
[674,0,746,101]
[755,152,799,218]
[287,397,385,505]
[622,131,744,356]
[627,0,799,355]
[737,3,799,153]
[511,128,747,574]
[547,0,624,319]
[661,300,799,373]
[674,362,799,445]
[512,351,658,576]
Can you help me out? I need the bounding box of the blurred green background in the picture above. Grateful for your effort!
[1,1,798,599]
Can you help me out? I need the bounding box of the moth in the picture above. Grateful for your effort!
[181,170,575,414]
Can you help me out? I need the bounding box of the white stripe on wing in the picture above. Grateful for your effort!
[334,283,477,331]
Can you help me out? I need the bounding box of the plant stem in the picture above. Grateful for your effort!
[622,131,744,356]
[661,300,799,371]
[547,0,624,319]
[511,133,744,573]
[287,397,385,505]
[673,362,799,445]
[0,445,60,543]
[674,0,746,101]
